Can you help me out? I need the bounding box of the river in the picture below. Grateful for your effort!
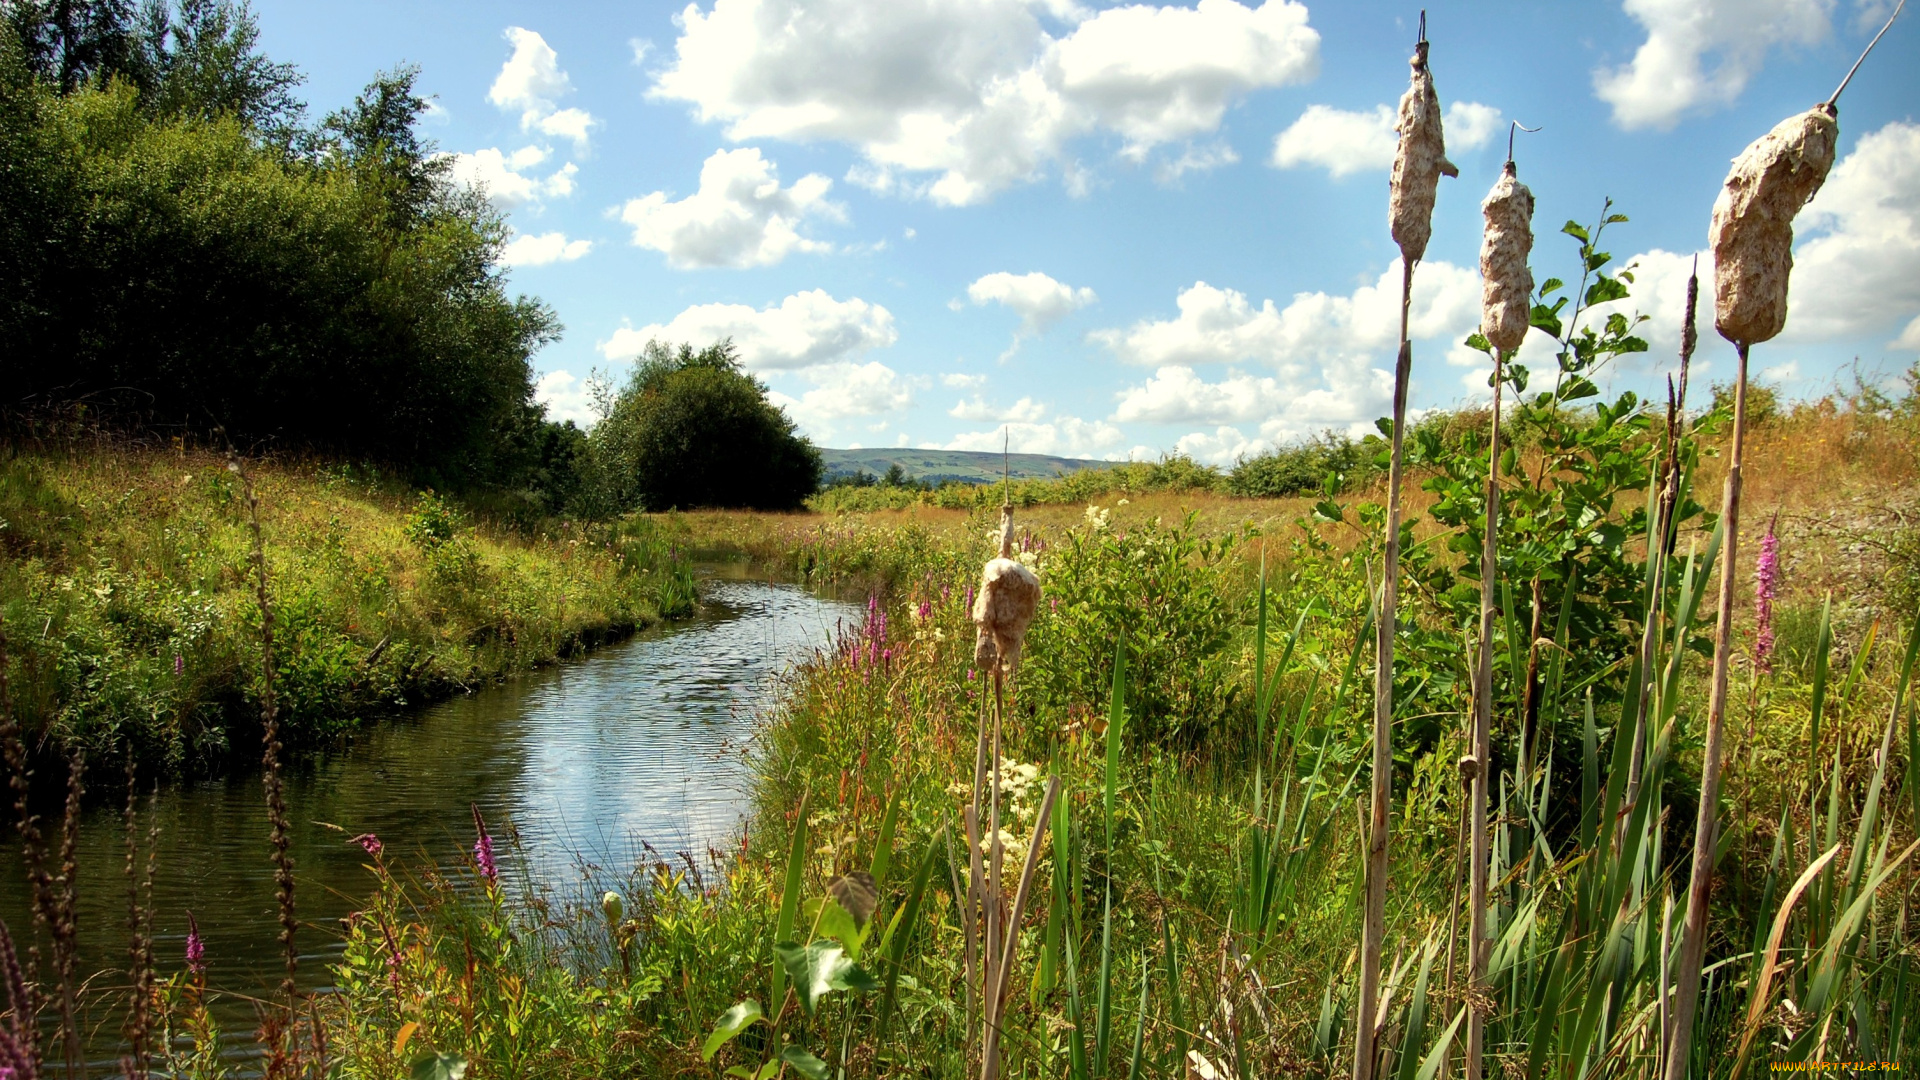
[0,576,860,1065]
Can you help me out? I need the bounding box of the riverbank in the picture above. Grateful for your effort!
[0,442,697,776]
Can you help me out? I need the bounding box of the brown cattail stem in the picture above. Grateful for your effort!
[1464,349,1503,1080]
[1354,262,1414,1080]
[980,776,1060,1080]
[1664,340,1750,1079]
[1628,265,1699,814]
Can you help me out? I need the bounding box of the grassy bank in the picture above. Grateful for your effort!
[0,440,696,775]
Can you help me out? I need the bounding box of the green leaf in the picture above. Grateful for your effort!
[1464,331,1492,353]
[1538,277,1565,296]
[1605,213,1629,224]
[410,1054,468,1080]
[1313,500,1345,524]
[776,939,876,1015]
[813,898,865,959]
[827,871,879,929]
[780,1045,831,1080]
[1561,220,1590,241]
[703,999,766,1061]
[1585,275,1630,306]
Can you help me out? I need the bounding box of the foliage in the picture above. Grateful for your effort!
[584,340,823,513]
[806,454,1226,514]
[1226,430,1377,498]
[0,10,563,489]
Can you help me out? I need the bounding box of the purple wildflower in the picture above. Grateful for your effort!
[917,599,932,621]
[173,654,184,677]
[185,912,205,976]
[471,804,498,886]
[353,833,383,858]
[1755,516,1780,674]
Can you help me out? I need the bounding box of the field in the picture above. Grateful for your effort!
[270,392,1919,1078]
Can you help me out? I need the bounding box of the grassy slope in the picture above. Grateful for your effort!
[0,442,693,774]
[817,447,1107,484]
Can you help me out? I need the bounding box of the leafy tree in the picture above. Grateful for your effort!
[591,341,822,511]
[137,0,303,139]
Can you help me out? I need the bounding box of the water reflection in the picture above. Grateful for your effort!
[0,578,857,1036]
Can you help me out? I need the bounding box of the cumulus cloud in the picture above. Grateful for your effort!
[445,146,577,209]
[1155,141,1240,183]
[1174,425,1266,464]
[1783,120,1920,346]
[771,362,917,432]
[502,231,593,266]
[651,0,1319,205]
[534,369,598,426]
[600,289,896,370]
[967,271,1098,333]
[950,395,1049,422]
[1593,0,1829,130]
[620,148,839,269]
[490,27,598,150]
[942,372,988,388]
[944,416,1125,457]
[1271,100,1501,177]
[1094,261,1482,438]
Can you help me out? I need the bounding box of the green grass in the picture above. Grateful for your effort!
[0,442,696,774]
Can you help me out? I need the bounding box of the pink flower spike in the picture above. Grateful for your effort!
[1754,515,1780,674]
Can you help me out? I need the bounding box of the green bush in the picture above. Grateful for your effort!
[1226,431,1375,497]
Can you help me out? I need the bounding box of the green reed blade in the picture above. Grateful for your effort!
[771,786,812,1010]
[868,783,902,894]
[875,827,945,1042]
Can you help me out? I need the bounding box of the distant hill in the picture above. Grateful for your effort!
[818,448,1110,486]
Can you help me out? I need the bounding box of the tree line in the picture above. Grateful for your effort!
[0,0,820,512]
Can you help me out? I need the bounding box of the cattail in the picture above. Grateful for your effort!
[1389,34,1458,266]
[1478,162,1535,354]
[1708,107,1838,346]
[971,505,1040,678]
[1754,516,1780,673]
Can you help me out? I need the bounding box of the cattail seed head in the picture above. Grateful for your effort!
[1479,161,1535,354]
[972,505,1040,678]
[1708,105,1838,346]
[1389,40,1458,265]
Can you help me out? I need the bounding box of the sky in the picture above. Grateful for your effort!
[252,0,1920,462]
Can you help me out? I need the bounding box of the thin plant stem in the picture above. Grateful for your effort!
[1664,341,1751,1080]
[1465,348,1504,1080]
[1354,257,1414,1080]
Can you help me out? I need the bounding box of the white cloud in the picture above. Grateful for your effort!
[503,231,593,266]
[950,395,1049,422]
[1111,365,1288,423]
[967,271,1098,332]
[619,148,838,269]
[1895,316,1920,352]
[490,27,598,150]
[445,147,577,209]
[1155,141,1240,184]
[534,369,597,426]
[1095,261,1482,439]
[945,416,1125,457]
[771,361,916,430]
[1175,425,1265,464]
[1271,100,1501,177]
[942,372,988,387]
[1782,120,1920,346]
[600,289,896,371]
[651,0,1319,206]
[1593,0,1829,130]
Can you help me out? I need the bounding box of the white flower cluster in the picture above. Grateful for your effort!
[1083,504,1113,530]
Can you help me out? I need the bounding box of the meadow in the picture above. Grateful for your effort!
[235,385,1916,1078]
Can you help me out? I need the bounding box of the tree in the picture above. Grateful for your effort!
[592,340,821,511]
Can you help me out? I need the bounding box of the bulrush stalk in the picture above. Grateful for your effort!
[1465,145,1533,1080]
[1357,16,1453,1080]
[1661,2,1895,1056]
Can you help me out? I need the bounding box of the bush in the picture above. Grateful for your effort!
[586,340,822,512]
[1226,432,1375,497]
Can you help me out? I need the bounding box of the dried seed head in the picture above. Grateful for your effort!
[1389,40,1458,264]
[972,505,1040,677]
[1479,162,1535,354]
[1708,105,1838,346]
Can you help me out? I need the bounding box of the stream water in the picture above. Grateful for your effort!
[0,576,861,1066]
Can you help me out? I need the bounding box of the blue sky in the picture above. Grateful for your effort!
[254,0,1919,461]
